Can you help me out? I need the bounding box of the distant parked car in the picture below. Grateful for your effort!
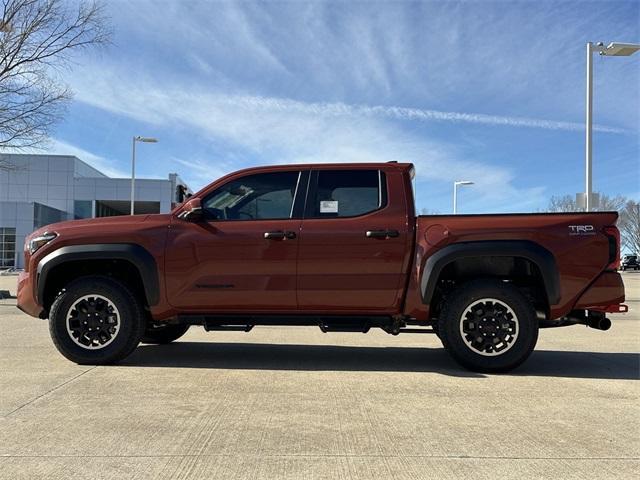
[620,255,639,271]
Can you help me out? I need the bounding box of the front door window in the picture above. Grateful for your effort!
[203,172,300,221]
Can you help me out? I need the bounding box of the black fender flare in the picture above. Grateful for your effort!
[37,244,160,306]
[420,240,560,306]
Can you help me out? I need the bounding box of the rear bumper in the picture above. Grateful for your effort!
[16,270,44,318]
[574,271,625,311]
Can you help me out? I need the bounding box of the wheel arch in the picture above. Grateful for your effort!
[37,244,159,311]
[421,240,560,310]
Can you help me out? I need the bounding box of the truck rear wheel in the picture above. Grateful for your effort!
[49,276,145,365]
[141,323,190,344]
[437,280,538,373]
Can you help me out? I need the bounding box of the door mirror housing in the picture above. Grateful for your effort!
[179,197,204,222]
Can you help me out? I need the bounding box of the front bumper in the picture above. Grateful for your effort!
[16,270,44,318]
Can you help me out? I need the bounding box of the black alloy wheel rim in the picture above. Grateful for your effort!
[65,295,121,350]
[459,298,519,356]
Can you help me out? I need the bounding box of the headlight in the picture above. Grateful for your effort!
[28,232,57,255]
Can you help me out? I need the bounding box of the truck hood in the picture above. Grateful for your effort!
[28,214,172,240]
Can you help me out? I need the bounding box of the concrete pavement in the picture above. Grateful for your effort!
[0,273,638,479]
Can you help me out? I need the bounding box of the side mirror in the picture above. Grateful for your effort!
[178,197,203,222]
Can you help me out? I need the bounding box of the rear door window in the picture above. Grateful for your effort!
[307,170,386,218]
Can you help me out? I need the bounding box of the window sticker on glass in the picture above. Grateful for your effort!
[320,200,339,213]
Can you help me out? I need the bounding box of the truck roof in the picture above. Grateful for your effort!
[227,161,415,176]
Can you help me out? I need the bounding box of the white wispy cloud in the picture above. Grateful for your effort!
[213,95,627,134]
[70,67,626,137]
[66,70,549,211]
[45,1,636,212]
[171,156,239,190]
[104,1,639,130]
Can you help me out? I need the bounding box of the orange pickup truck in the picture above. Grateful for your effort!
[18,162,626,372]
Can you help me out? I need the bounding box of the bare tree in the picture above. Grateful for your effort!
[547,193,627,212]
[619,200,640,254]
[0,0,109,167]
[597,194,628,212]
[547,194,578,212]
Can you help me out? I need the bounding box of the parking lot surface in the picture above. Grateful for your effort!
[0,273,638,479]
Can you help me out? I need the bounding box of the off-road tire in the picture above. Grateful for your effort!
[49,276,145,365]
[141,324,190,344]
[438,279,538,373]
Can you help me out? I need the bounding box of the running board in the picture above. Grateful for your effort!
[397,328,437,334]
[319,322,371,333]
[178,314,435,335]
[204,324,254,332]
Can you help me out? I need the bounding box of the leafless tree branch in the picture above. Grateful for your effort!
[619,201,640,254]
[546,194,628,213]
[0,0,109,169]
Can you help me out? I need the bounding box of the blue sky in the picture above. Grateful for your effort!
[45,0,639,213]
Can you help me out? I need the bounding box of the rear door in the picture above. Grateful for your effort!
[297,168,411,313]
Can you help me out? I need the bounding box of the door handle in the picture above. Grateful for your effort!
[264,231,297,240]
[366,229,400,239]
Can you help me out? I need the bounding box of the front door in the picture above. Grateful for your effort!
[165,170,305,312]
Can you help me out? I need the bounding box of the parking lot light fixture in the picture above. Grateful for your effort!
[453,180,474,214]
[131,136,159,215]
[584,41,639,212]
[599,43,640,57]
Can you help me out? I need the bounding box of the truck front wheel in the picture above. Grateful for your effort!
[437,280,538,373]
[49,276,145,365]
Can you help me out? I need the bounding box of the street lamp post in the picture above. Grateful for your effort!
[130,136,158,215]
[584,42,640,212]
[453,180,474,214]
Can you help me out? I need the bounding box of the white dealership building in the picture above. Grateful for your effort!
[0,154,190,268]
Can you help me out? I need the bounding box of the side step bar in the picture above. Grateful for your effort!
[319,323,371,333]
[177,314,438,335]
[397,328,437,334]
[204,324,254,332]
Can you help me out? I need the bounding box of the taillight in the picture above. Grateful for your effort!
[604,226,620,270]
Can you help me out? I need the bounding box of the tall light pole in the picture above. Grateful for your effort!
[131,136,158,215]
[585,42,640,212]
[453,180,474,214]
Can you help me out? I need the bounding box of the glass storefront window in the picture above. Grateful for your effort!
[33,203,66,229]
[74,200,93,219]
[0,227,17,267]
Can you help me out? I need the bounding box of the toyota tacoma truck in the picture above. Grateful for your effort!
[17,162,626,372]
